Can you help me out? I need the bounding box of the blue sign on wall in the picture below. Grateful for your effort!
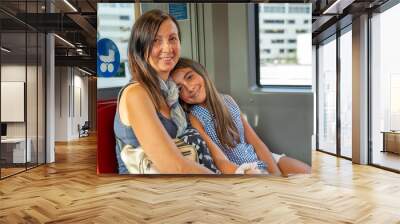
[168,3,188,21]
[97,38,120,77]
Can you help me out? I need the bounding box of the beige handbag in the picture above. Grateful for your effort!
[120,138,199,174]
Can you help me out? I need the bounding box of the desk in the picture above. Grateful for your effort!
[1,138,31,163]
[382,131,400,154]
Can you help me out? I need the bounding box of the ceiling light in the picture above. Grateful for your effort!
[54,34,75,48]
[78,67,93,76]
[323,0,354,15]
[76,48,85,55]
[63,0,78,12]
[1,47,11,53]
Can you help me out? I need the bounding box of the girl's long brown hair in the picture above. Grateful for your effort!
[174,58,240,149]
[128,9,181,110]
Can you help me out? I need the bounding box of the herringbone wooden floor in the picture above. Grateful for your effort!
[1,135,400,224]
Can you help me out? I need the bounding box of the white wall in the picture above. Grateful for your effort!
[1,65,35,137]
[55,67,68,141]
[1,63,46,164]
[55,67,89,141]
[72,73,89,138]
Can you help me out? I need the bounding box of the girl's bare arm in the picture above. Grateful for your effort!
[189,114,238,174]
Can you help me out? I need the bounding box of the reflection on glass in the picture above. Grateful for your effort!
[340,30,352,158]
[38,33,46,165]
[318,38,337,154]
[258,3,312,86]
[390,74,400,130]
[27,31,38,169]
[371,3,400,171]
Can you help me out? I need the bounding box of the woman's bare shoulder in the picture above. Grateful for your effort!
[123,83,145,96]
[120,83,152,104]
[119,83,158,125]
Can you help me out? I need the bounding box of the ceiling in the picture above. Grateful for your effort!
[0,0,393,72]
[0,0,97,73]
[311,0,390,43]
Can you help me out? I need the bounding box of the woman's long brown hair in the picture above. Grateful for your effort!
[127,9,181,110]
[174,58,240,149]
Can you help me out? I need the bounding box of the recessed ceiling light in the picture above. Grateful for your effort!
[1,47,11,53]
[78,67,93,76]
[323,0,354,15]
[63,0,78,12]
[54,34,75,48]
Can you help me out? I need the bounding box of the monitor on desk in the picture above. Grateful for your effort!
[1,123,7,138]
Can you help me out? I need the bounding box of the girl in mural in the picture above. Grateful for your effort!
[171,58,312,175]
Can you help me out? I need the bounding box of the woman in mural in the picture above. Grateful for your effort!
[114,10,220,174]
[171,58,312,176]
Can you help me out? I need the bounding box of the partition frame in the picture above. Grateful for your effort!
[315,24,353,161]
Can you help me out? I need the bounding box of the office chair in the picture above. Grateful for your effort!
[79,121,90,138]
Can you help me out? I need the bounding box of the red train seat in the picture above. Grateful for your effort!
[97,100,118,174]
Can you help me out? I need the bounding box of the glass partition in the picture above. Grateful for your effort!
[339,29,352,158]
[317,37,337,155]
[38,32,45,165]
[371,3,400,171]
[27,30,38,169]
[1,31,28,178]
[0,1,46,179]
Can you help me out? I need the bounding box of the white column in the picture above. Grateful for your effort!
[46,32,55,163]
[352,14,369,164]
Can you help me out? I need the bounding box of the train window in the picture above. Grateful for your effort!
[256,3,312,87]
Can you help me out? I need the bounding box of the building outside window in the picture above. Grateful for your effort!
[257,3,312,86]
